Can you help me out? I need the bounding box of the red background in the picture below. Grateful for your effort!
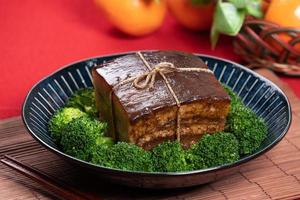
[0,0,299,119]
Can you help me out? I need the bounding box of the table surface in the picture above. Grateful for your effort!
[0,0,300,119]
[1,69,300,200]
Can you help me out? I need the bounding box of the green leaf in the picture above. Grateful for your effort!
[246,0,263,18]
[215,1,246,35]
[227,0,247,8]
[211,0,246,48]
[210,25,220,49]
[228,0,263,17]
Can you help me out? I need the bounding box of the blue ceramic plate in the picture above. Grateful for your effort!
[22,51,291,188]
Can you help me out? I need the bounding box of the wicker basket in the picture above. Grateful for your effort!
[234,19,300,76]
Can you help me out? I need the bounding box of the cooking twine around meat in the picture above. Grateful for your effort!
[114,51,213,142]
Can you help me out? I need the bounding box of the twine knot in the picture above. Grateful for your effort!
[133,62,177,89]
[113,52,214,142]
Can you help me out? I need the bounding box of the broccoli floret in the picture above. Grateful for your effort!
[190,132,239,168]
[151,141,191,172]
[224,87,267,155]
[48,107,87,143]
[90,145,113,167]
[223,85,243,109]
[65,88,98,118]
[226,104,267,155]
[185,150,207,170]
[60,116,109,161]
[92,142,152,172]
[96,136,114,147]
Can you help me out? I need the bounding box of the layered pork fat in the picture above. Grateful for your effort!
[92,51,230,150]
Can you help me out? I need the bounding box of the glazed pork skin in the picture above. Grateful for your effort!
[92,51,230,150]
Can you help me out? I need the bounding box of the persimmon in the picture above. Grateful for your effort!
[264,0,300,52]
[265,0,300,28]
[168,0,215,31]
[95,0,167,37]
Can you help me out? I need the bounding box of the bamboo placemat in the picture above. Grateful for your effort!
[1,69,300,200]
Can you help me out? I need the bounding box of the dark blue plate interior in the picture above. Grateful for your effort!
[22,52,291,188]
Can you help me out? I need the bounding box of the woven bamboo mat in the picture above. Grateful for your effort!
[1,69,300,200]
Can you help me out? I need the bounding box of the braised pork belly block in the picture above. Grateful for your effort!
[92,51,230,150]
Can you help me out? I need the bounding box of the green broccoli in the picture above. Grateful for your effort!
[48,107,87,143]
[190,132,239,168]
[224,86,267,155]
[223,85,243,109]
[47,85,268,172]
[90,145,112,167]
[96,136,114,147]
[65,88,98,118]
[60,116,110,161]
[185,150,207,170]
[92,142,152,172]
[226,105,267,155]
[151,141,191,172]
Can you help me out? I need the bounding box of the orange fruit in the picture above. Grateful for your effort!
[264,0,300,52]
[265,0,300,28]
[95,0,167,37]
[168,0,215,31]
